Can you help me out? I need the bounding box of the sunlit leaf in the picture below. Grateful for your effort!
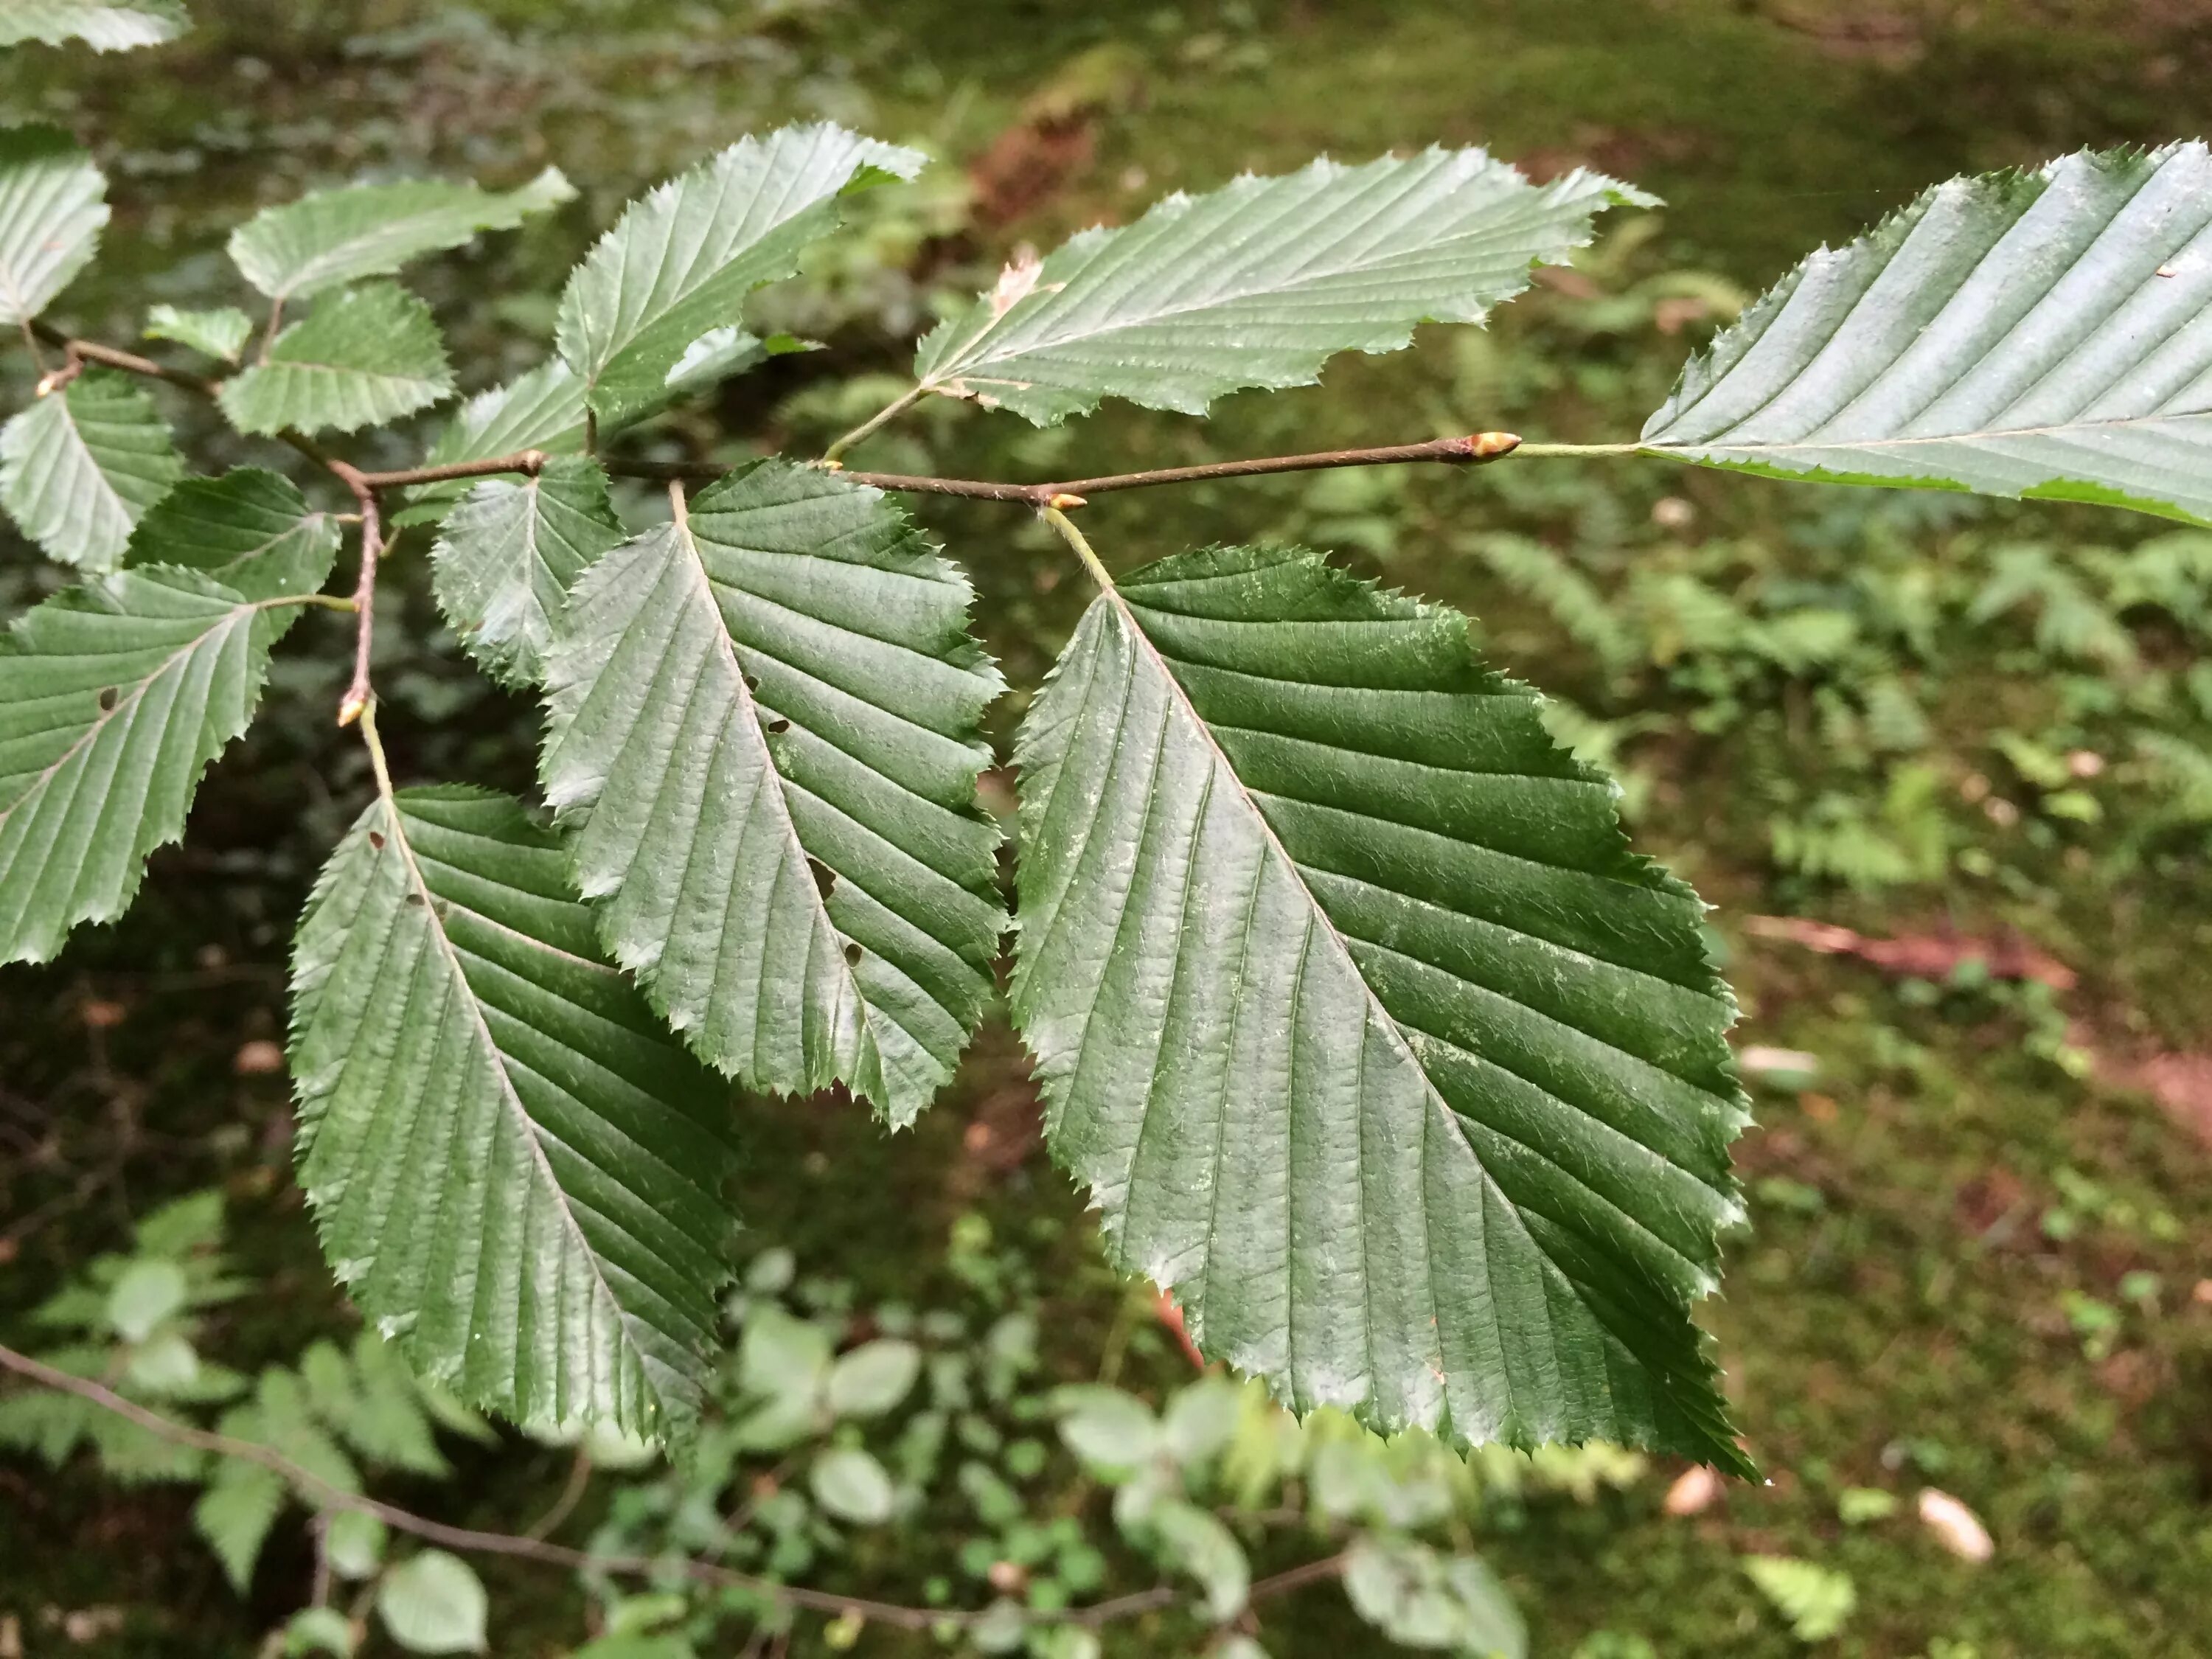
[1644,143,2212,526]
[540,462,1004,1127]
[1,369,183,568]
[218,281,453,436]
[231,167,574,303]
[916,147,1652,425]
[289,786,741,1439]
[1014,545,1747,1469]
[377,1551,487,1655]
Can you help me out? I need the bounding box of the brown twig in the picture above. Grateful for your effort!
[353,451,550,490]
[29,321,218,397]
[613,432,1521,504]
[327,462,382,726]
[0,1340,1342,1633]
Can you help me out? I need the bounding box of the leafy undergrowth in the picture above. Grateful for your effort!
[5,1,2212,1656]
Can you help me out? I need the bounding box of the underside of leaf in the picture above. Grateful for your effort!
[1014,545,1749,1472]
[288,785,741,1439]
[915,147,1655,425]
[540,461,1004,1127]
[0,0,188,51]
[1644,142,2212,526]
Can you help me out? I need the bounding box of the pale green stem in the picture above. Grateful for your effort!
[357,696,394,800]
[1040,505,1116,595]
[822,384,925,464]
[1509,441,1652,457]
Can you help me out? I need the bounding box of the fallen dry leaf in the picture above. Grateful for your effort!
[233,1039,285,1076]
[1917,1488,1994,1561]
[1745,915,2076,990]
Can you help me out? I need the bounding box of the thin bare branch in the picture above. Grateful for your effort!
[327,461,382,726]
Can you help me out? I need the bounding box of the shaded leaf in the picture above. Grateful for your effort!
[1343,1537,1524,1657]
[0,566,307,964]
[1,369,183,568]
[0,123,106,321]
[1743,1557,1855,1643]
[540,461,1004,1127]
[1643,143,2212,526]
[394,361,588,526]
[144,303,252,361]
[826,1338,921,1419]
[1014,544,1748,1469]
[288,786,740,1439]
[124,467,341,602]
[0,1,187,50]
[218,282,453,436]
[193,1461,285,1591]
[431,456,623,687]
[916,148,1652,425]
[556,124,921,427]
[231,167,574,304]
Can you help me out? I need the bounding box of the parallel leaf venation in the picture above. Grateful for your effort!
[1014,543,1747,1470]
[289,785,740,1439]
[1644,142,2212,526]
[541,460,1004,1127]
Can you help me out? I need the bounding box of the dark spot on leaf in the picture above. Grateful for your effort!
[808,857,835,899]
[765,717,790,735]
[843,942,862,966]
[97,686,119,712]
[367,831,386,849]
[405,891,425,906]
[742,673,760,693]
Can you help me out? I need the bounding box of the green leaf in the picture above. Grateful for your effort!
[0,124,106,321]
[394,362,587,526]
[124,468,341,602]
[285,1606,358,1658]
[1642,143,2212,526]
[540,461,1004,1127]
[323,1508,388,1579]
[144,303,252,361]
[1743,1557,1855,1644]
[810,1445,896,1524]
[288,785,741,1439]
[556,124,922,428]
[193,1461,285,1590]
[105,1258,187,1340]
[1343,1537,1525,1657]
[231,168,574,304]
[1012,545,1748,1470]
[1,369,184,568]
[378,1550,488,1655]
[0,566,305,964]
[0,1,187,50]
[826,1338,922,1419]
[1140,1500,1249,1623]
[430,457,622,687]
[915,148,1652,425]
[218,282,454,437]
[737,1306,833,1404]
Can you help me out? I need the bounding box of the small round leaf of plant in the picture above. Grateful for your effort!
[810,1445,897,1525]
[377,1551,489,1655]
[826,1338,922,1419]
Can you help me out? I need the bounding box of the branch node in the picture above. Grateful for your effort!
[1469,431,1522,459]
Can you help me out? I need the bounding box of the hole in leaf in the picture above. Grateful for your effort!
[843,942,862,967]
[765,717,790,735]
[807,857,835,899]
[367,832,386,850]
[742,672,760,693]
[405,891,426,906]
[96,686,119,712]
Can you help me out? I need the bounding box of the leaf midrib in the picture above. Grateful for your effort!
[375,794,671,1419]
[1099,586,1703,1410]
[1655,405,2212,453]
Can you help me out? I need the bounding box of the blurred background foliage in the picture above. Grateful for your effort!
[2,1,2211,1655]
